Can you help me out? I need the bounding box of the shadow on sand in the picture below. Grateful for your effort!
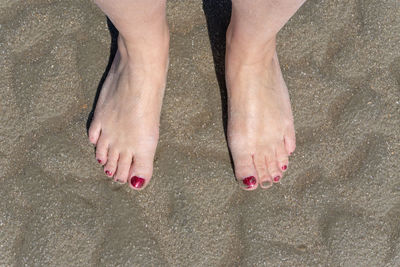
[202,0,232,135]
[86,18,118,133]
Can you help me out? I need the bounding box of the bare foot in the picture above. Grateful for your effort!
[88,31,169,190]
[225,32,296,190]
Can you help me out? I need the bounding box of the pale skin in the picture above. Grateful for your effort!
[89,0,306,190]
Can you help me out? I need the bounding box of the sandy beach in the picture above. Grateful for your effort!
[1,0,399,265]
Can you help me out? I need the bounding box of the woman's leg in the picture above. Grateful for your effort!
[89,0,169,189]
[226,0,306,190]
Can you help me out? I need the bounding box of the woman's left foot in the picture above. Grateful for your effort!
[225,32,296,190]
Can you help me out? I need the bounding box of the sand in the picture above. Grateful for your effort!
[1,0,399,266]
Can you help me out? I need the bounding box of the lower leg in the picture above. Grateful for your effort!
[228,0,305,46]
[89,0,169,189]
[226,0,305,190]
[227,0,305,63]
[95,0,169,62]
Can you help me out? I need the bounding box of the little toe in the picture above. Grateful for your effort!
[95,134,109,165]
[232,152,258,190]
[284,128,296,155]
[129,153,154,190]
[104,149,118,178]
[114,153,132,183]
[88,120,101,145]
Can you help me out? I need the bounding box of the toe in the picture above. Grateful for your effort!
[276,144,289,172]
[254,153,272,189]
[284,126,296,155]
[129,153,154,190]
[103,148,118,178]
[95,134,109,165]
[114,152,132,183]
[231,152,258,190]
[88,120,101,145]
[266,154,282,184]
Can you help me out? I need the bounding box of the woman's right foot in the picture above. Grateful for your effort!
[225,31,296,191]
[88,29,169,190]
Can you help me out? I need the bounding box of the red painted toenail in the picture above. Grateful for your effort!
[282,165,287,171]
[105,170,112,176]
[97,159,102,164]
[241,176,257,189]
[273,176,281,182]
[130,176,145,189]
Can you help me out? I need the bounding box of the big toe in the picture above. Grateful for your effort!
[232,152,258,190]
[129,153,154,190]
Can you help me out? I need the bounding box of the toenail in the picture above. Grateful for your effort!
[97,159,102,164]
[273,176,281,182]
[130,176,145,189]
[282,165,287,171]
[105,170,112,176]
[261,180,272,188]
[241,176,257,189]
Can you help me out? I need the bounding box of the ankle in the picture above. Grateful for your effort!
[117,25,170,67]
[226,25,276,66]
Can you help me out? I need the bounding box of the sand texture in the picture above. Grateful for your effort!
[1,0,400,266]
